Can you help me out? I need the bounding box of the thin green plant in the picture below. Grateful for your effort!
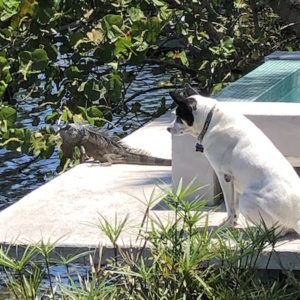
[97,212,129,264]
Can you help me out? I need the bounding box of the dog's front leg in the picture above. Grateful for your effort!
[216,172,239,227]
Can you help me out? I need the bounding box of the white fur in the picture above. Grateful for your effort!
[170,95,300,234]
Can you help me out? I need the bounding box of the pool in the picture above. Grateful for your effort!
[215,51,300,103]
[282,86,300,102]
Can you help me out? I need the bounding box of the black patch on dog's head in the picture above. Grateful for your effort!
[176,105,194,126]
[170,92,194,126]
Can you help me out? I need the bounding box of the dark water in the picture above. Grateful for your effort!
[0,262,91,298]
[0,66,174,210]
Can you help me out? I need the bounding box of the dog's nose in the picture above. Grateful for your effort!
[167,127,172,133]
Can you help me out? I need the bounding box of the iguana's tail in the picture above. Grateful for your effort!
[131,154,172,166]
[106,153,172,166]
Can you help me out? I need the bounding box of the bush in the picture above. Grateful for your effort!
[0,182,299,299]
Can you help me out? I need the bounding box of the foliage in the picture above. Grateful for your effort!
[0,184,299,299]
[0,0,300,173]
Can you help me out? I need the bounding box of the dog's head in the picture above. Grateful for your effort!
[167,87,217,138]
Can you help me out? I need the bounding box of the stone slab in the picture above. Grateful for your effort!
[0,163,172,248]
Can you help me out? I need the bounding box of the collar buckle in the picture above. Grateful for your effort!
[195,143,204,152]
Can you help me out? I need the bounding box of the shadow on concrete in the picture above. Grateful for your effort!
[120,169,172,188]
[152,197,226,212]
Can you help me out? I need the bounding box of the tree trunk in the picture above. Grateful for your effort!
[268,0,300,37]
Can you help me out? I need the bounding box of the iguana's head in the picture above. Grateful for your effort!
[59,124,85,158]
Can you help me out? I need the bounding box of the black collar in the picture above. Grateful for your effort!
[196,105,215,153]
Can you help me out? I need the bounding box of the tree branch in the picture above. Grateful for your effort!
[111,85,181,117]
[250,0,260,38]
[144,58,198,76]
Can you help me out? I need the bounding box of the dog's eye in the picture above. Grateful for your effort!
[176,116,183,124]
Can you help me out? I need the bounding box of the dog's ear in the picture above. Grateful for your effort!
[169,91,187,105]
[170,91,197,111]
[185,84,199,96]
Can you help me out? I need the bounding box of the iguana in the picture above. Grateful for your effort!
[59,123,171,166]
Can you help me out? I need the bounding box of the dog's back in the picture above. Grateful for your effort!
[204,102,300,233]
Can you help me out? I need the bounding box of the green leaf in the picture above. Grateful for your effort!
[131,20,147,38]
[87,106,103,118]
[18,49,48,78]
[102,14,124,40]
[59,109,69,123]
[1,128,25,150]
[41,144,55,159]
[146,17,160,44]
[44,42,58,61]
[35,5,54,25]
[0,80,7,97]
[19,51,32,65]
[70,31,84,46]
[104,14,123,29]
[0,28,12,41]
[0,0,20,21]
[211,82,225,95]
[78,106,94,125]
[65,66,81,80]
[221,36,234,49]
[0,56,7,67]
[179,51,189,67]
[106,71,122,102]
[129,50,147,65]
[152,0,166,6]
[83,79,101,101]
[45,112,59,124]
[20,128,33,154]
[0,105,17,128]
[94,44,114,63]
[129,7,145,22]
[31,49,49,71]
[72,114,84,123]
[114,37,131,57]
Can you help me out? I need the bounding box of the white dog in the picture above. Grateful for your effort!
[168,88,300,235]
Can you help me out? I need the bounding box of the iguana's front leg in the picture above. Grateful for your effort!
[86,153,117,166]
[80,145,87,163]
[85,153,113,167]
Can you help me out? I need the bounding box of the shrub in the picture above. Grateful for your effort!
[0,182,299,299]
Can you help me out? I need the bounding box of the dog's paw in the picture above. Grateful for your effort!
[220,215,237,227]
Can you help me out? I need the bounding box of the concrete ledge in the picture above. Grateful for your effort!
[0,163,171,247]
